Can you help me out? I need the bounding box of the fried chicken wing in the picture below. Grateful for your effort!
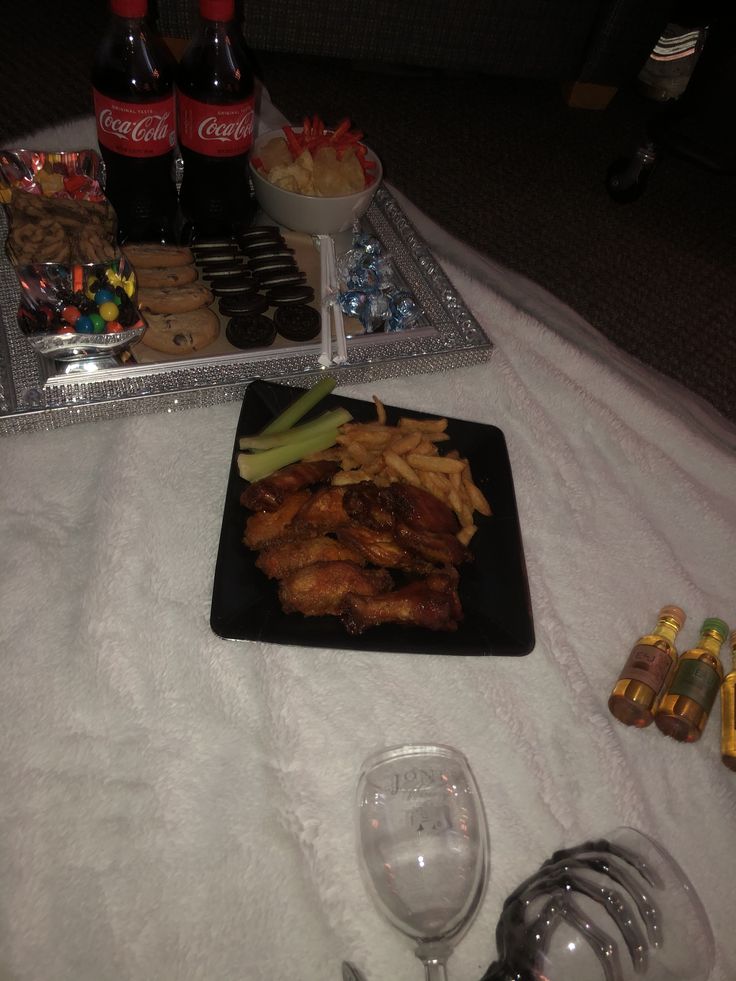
[336,524,433,574]
[343,481,459,536]
[396,524,471,566]
[341,571,463,635]
[343,481,396,531]
[384,482,459,534]
[240,460,339,512]
[256,535,365,580]
[243,489,312,550]
[278,561,393,617]
[291,485,350,535]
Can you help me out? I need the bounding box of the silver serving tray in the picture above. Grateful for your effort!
[0,185,492,436]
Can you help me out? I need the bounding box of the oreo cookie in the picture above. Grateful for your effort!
[218,292,269,317]
[274,304,321,342]
[266,284,316,306]
[243,243,293,262]
[237,226,283,248]
[256,269,307,289]
[248,255,298,274]
[201,262,249,279]
[212,274,261,295]
[226,314,277,349]
[191,238,236,253]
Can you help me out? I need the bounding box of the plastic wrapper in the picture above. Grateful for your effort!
[338,226,423,333]
[0,148,117,265]
[0,148,106,203]
[15,256,146,361]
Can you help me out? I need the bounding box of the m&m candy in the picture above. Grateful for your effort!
[61,305,81,325]
[75,315,94,334]
[98,301,119,322]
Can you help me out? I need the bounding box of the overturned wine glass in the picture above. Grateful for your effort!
[356,744,489,981]
[481,826,714,981]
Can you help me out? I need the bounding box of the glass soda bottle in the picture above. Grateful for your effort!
[608,605,685,728]
[176,0,257,242]
[655,617,729,743]
[720,630,736,770]
[92,0,178,244]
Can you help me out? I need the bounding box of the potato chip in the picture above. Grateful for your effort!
[313,146,364,196]
[258,136,294,172]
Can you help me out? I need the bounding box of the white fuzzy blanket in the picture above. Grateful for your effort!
[1,99,735,981]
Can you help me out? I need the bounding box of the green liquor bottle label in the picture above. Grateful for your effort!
[668,659,721,710]
[622,644,672,690]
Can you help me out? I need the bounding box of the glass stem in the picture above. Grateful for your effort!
[422,955,448,981]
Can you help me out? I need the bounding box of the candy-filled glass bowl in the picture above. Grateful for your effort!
[15,255,146,362]
[249,124,383,234]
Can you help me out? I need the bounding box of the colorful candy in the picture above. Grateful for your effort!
[17,259,143,341]
[98,301,119,321]
[61,305,81,325]
[21,260,143,342]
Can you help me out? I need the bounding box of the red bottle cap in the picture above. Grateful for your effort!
[111,0,147,16]
[200,0,234,20]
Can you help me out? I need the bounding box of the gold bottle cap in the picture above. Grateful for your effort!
[658,605,686,628]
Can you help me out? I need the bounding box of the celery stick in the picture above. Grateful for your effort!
[237,430,339,483]
[239,407,351,451]
[259,376,336,436]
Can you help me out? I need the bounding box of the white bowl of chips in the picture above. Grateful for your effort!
[249,123,383,234]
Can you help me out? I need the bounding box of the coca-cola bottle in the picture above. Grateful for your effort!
[176,0,257,242]
[92,0,178,244]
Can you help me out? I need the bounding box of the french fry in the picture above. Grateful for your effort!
[415,438,439,456]
[448,486,465,516]
[364,457,387,476]
[406,453,465,474]
[397,416,448,433]
[373,395,387,425]
[332,469,375,485]
[343,440,373,466]
[461,460,492,515]
[384,450,422,486]
[340,421,391,433]
[457,524,478,546]
[337,429,391,447]
[388,430,423,455]
[421,471,451,499]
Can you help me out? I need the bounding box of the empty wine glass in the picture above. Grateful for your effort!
[356,743,489,981]
[482,826,715,981]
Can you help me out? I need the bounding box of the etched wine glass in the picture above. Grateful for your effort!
[356,744,489,981]
[482,826,715,981]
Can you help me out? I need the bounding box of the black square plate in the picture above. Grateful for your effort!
[210,380,534,655]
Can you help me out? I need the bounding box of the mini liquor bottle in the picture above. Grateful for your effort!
[720,630,736,771]
[655,617,729,743]
[608,606,686,728]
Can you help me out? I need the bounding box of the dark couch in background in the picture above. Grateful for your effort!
[155,0,672,107]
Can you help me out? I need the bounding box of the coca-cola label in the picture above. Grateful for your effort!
[177,92,255,157]
[93,90,176,157]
